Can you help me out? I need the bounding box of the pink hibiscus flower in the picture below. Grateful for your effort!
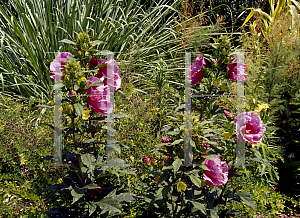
[190,55,206,85]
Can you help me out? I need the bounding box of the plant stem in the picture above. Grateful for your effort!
[71,102,85,187]
[216,164,234,204]
[173,192,181,217]
[199,69,220,121]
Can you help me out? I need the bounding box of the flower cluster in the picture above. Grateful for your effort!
[190,55,247,85]
[50,53,121,115]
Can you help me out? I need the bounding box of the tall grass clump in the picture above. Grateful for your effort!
[242,11,300,200]
[0,0,183,106]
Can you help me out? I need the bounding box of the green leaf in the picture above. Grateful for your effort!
[119,169,136,175]
[74,84,79,91]
[88,202,97,216]
[85,138,97,143]
[156,143,170,149]
[69,185,85,205]
[190,200,206,215]
[162,186,171,198]
[73,103,84,117]
[86,81,104,90]
[92,40,105,46]
[174,104,185,113]
[173,158,182,174]
[201,155,216,161]
[81,153,96,173]
[59,39,76,45]
[210,206,219,218]
[115,192,136,203]
[158,173,169,184]
[167,128,180,135]
[156,187,164,199]
[161,125,173,132]
[200,163,210,171]
[83,183,100,190]
[95,194,122,215]
[95,154,103,166]
[236,191,256,210]
[171,139,184,145]
[189,174,203,188]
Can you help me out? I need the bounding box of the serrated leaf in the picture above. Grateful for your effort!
[73,103,84,117]
[173,158,182,174]
[88,202,97,216]
[81,153,96,174]
[95,197,122,215]
[189,174,203,188]
[210,206,219,218]
[190,200,206,214]
[70,186,85,205]
[115,192,136,203]
[83,183,100,190]
[59,39,76,45]
[236,191,256,210]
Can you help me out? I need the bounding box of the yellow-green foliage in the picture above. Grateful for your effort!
[225,179,286,217]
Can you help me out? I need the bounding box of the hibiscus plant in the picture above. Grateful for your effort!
[41,32,137,217]
[133,36,271,217]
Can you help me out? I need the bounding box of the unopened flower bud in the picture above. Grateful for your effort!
[161,137,170,143]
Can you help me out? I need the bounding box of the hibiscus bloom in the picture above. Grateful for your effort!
[234,112,266,144]
[203,156,228,186]
[97,58,121,91]
[50,52,73,80]
[190,55,206,85]
[86,76,112,115]
[228,58,247,82]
